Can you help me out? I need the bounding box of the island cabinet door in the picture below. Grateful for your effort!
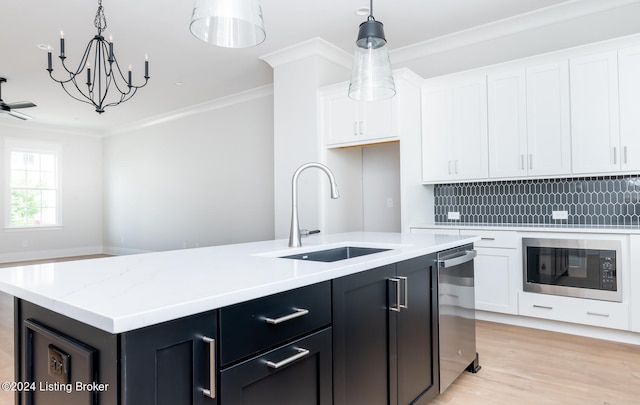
[15,299,119,405]
[120,310,217,405]
[332,256,438,405]
[396,254,439,405]
[218,327,332,405]
[332,264,397,405]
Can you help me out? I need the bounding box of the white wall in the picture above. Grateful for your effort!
[263,43,352,239]
[0,122,103,262]
[363,143,401,232]
[102,90,274,254]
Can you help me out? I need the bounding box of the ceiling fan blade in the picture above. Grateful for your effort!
[7,110,34,120]
[7,101,36,109]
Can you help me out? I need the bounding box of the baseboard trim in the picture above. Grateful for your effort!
[0,246,105,265]
[476,310,640,345]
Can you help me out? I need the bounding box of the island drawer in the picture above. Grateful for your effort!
[219,281,331,366]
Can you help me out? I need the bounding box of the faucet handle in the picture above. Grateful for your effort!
[300,229,320,237]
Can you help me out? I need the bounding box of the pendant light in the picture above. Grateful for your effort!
[189,0,266,48]
[348,0,396,101]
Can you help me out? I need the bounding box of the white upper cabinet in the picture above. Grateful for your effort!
[487,70,528,178]
[422,74,488,183]
[526,61,571,177]
[570,52,620,174]
[618,45,640,172]
[320,82,396,148]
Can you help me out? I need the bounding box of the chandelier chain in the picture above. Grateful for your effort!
[94,0,107,33]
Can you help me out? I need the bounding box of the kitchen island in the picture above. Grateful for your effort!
[0,231,479,405]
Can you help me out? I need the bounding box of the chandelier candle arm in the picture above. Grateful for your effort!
[60,32,65,58]
[46,0,150,113]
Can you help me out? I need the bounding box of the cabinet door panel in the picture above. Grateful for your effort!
[396,255,438,405]
[121,311,217,405]
[220,328,332,405]
[452,77,488,180]
[618,45,640,172]
[332,264,396,405]
[488,70,527,178]
[422,85,453,182]
[474,248,519,314]
[360,97,396,140]
[526,61,571,176]
[325,92,357,145]
[570,52,620,174]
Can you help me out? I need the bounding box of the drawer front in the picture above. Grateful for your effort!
[410,227,459,236]
[460,229,518,248]
[518,292,630,330]
[219,281,331,366]
[219,327,332,405]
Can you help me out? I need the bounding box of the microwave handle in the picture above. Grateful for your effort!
[438,250,477,268]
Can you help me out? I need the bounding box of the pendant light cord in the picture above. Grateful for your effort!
[368,0,375,21]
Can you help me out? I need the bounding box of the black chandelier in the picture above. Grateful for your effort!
[46,0,149,114]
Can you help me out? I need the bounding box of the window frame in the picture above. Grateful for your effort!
[4,138,63,230]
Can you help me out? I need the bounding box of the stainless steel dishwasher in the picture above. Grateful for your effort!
[437,244,481,393]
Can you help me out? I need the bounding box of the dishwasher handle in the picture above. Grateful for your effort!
[438,250,477,268]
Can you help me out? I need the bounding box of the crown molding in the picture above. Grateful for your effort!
[104,84,274,137]
[0,119,102,138]
[390,0,640,64]
[260,37,352,70]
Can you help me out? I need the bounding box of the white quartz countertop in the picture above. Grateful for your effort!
[0,232,478,334]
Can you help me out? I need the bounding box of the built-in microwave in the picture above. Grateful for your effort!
[523,238,621,302]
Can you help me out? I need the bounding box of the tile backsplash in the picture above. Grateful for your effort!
[434,175,640,226]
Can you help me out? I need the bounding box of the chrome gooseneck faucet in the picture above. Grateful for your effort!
[289,162,340,248]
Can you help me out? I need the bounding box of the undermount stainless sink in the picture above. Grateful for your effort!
[279,246,391,262]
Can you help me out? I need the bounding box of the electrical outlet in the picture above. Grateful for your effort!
[552,210,569,220]
[48,345,70,384]
[447,211,460,220]
[386,197,394,208]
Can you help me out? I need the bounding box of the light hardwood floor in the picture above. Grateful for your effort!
[0,260,639,404]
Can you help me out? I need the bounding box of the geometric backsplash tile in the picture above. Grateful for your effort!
[434,175,640,226]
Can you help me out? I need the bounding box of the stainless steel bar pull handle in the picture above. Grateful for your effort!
[533,304,553,310]
[586,311,610,318]
[438,250,477,268]
[613,147,617,164]
[398,276,408,309]
[264,308,309,324]
[266,347,310,369]
[202,336,216,399]
[389,278,401,312]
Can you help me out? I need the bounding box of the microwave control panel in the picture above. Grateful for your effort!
[599,251,616,291]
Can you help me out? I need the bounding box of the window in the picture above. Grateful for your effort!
[4,139,61,228]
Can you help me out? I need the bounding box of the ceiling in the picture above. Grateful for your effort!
[0,0,592,132]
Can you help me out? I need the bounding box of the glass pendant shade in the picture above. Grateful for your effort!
[190,0,266,48]
[348,19,396,101]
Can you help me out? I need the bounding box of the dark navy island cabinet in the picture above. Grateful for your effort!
[14,255,439,405]
[332,254,439,405]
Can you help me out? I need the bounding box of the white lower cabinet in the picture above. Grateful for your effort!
[518,291,630,330]
[474,247,519,314]
[464,229,520,315]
